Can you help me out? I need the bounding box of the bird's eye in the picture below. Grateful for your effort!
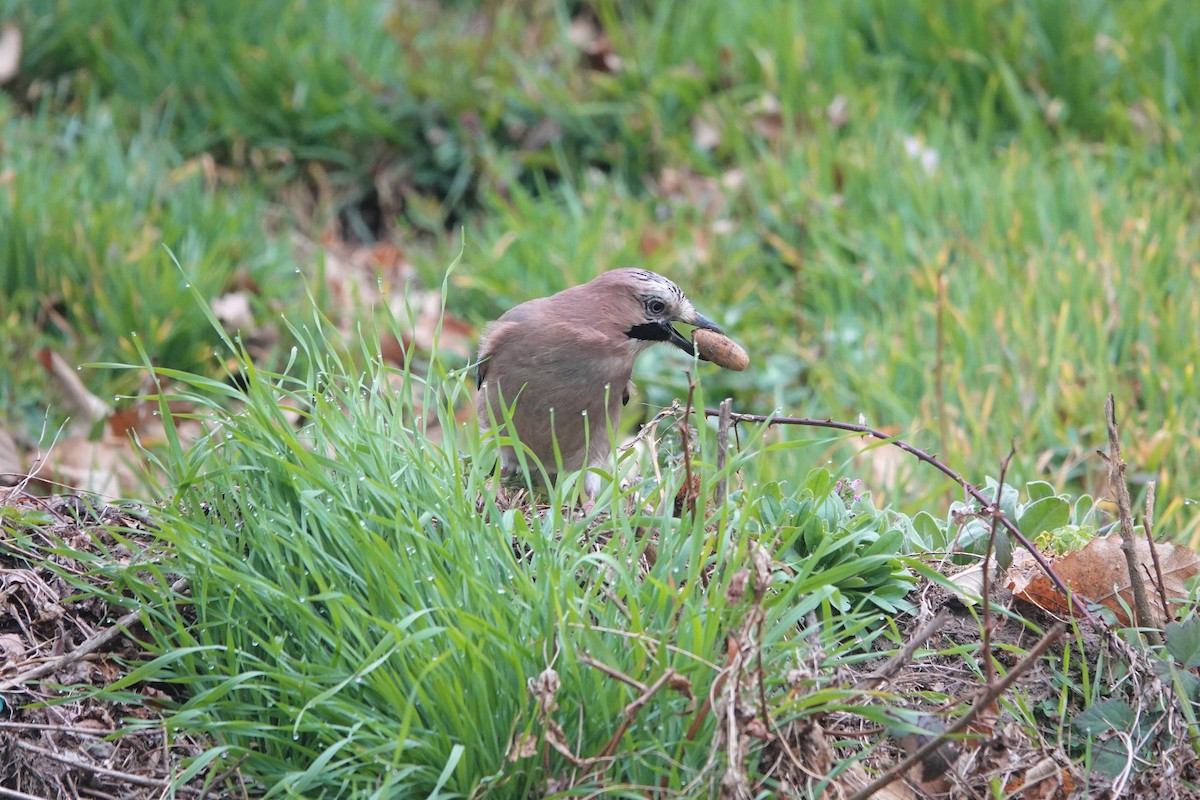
[646,298,667,316]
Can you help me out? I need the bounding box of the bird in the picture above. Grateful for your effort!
[475,268,724,499]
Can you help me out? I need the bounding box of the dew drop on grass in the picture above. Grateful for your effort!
[496,588,506,595]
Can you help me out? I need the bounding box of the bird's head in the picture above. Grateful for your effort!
[589,268,724,356]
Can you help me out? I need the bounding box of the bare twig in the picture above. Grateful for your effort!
[846,623,1066,800]
[715,398,733,508]
[853,611,950,693]
[198,752,251,800]
[704,408,1098,625]
[982,448,1016,686]
[14,739,179,790]
[0,577,188,692]
[597,668,680,760]
[0,785,51,800]
[1103,394,1158,641]
[579,654,647,693]
[678,374,698,517]
[935,254,948,454]
[0,720,161,737]
[1143,481,1171,622]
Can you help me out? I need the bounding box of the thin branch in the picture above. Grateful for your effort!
[715,398,733,508]
[1143,481,1171,622]
[853,611,950,693]
[846,623,1065,800]
[598,668,679,760]
[0,785,50,800]
[0,577,188,692]
[14,739,183,791]
[703,408,1097,624]
[982,447,1016,686]
[579,654,647,694]
[1104,394,1158,642]
[678,373,698,517]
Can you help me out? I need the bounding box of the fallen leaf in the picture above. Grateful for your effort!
[568,11,621,73]
[0,427,22,486]
[506,731,538,762]
[37,347,111,432]
[1007,535,1200,626]
[827,94,849,129]
[0,23,20,85]
[0,632,25,662]
[29,435,141,497]
[692,113,722,152]
[211,291,254,332]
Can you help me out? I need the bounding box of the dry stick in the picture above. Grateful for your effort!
[198,753,252,800]
[579,654,647,694]
[714,398,733,508]
[14,739,179,790]
[1103,394,1159,642]
[0,720,157,737]
[703,408,1098,625]
[597,668,680,760]
[679,374,698,517]
[1142,481,1172,622]
[935,257,948,454]
[854,610,951,693]
[0,785,50,800]
[0,577,189,692]
[846,622,1066,800]
[982,448,1016,687]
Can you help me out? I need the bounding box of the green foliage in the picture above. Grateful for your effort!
[0,99,294,403]
[943,479,1105,566]
[4,0,1200,538]
[748,470,917,613]
[1166,619,1200,668]
[94,292,908,796]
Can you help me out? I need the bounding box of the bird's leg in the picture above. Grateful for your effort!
[578,469,602,514]
[493,447,520,507]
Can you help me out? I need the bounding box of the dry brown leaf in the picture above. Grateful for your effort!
[1007,535,1200,626]
[0,632,26,662]
[0,23,20,85]
[37,348,111,432]
[0,427,22,486]
[212,291,255,332]
[1003,757,1072,799]
[506,731,537,762]
[692,115,722,152]
[29,435,141,497]
[568,12,620,73]
[946,563,986,601]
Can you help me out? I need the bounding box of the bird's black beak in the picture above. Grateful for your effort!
[664,312,724,357]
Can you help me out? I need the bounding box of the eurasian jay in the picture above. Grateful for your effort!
[475,268,724,498]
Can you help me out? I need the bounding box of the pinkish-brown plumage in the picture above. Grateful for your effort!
[476,268,723,497]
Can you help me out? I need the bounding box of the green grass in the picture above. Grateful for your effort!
[3,1,1200,790]
[0,96,297,434]
[88,293,934,796]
